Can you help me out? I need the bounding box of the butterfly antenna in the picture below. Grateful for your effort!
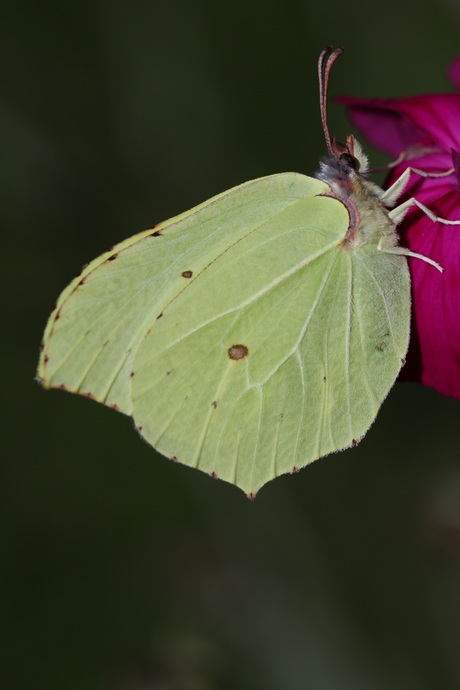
[318,46,344,157]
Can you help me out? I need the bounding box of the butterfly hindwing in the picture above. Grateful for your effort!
[131,192,409,494]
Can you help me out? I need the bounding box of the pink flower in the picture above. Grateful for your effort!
[340,57,460,400]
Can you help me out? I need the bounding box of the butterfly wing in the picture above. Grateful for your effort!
[38,171,410,495]
[38,173,327,414]
[130,189,410,494]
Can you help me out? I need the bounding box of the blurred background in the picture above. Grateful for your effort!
[2,1,460,688]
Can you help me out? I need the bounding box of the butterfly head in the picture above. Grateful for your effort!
[316,133,370,189]
[316,47,371,194]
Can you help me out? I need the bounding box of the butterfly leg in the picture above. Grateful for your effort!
[377,239,443,272]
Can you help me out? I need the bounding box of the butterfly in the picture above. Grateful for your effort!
[37,47,453,498]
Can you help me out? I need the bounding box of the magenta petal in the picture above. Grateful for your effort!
[400,190,460,398]
[342,79,460,399]
[386,154,457,220]
[341,94,460,156]
[452,148,460,185]
[448,54,460,90]
[338,96,427,158]
[393,94,460,153]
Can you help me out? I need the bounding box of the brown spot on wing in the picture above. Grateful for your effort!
[181,270,193,279]
[107,253,118,261]
[228,344,249,360]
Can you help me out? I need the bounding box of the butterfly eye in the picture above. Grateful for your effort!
[339,153,360,171]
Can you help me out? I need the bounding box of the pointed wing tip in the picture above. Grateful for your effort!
[35,372,46,388]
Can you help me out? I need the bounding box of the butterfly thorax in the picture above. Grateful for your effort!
[315,136,399,250]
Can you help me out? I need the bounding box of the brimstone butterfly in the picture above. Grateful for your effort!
[37,48,451,498]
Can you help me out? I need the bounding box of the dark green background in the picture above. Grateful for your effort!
[3,1,460,688]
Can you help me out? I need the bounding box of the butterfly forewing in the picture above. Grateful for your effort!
[38,173,326,414]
